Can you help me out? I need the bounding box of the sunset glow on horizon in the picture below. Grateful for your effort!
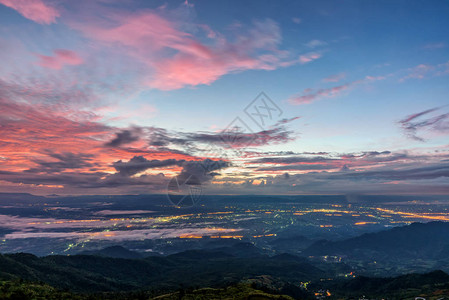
[0,0,448,196]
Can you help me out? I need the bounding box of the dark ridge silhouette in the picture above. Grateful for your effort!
[78,246,143,259]
[303,221,449,261]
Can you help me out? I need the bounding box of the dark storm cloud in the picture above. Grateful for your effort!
[113,156,185,176]
[182,126,294,148]
[147,127,187,147]
[112,156,230,184]
[341,151,391,158]
[125,116,299,151]
[251,151,412,167]
[302,151,330,155]
[84,172,167,188]
[252,156,336,164]
[27,151,96,173]
[336,164,449,181]
[0,170,107,186]
[340,151,408,163]
[0,168,169,190]
[177,159,231,185]
[242,150,327,158]
[105,128,142,147]
[121,146,194,158]
[256,164,336,171]
[181,159,230,175]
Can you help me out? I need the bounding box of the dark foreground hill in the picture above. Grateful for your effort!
[0,281,296,300]
[0,249,324,293]
[2,222,449,298]
[304,221,449,258]
[1,270,449,300]
[314,270,449,299]
[78,245,144,259]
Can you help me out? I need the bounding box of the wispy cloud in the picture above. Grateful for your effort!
[305,39,327,48]
[399,60,449,82]
[323,73,346,83]
[399,64,434,82]
[288,75,385,105]
[399,107,449,141]
[0,0,60,24]
[298,52,322,64]
[36,49,83,69]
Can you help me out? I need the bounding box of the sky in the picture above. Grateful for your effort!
[0,0,448,196]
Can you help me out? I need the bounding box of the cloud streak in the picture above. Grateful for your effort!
[288,82,353,105]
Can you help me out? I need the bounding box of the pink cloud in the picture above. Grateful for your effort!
[69,9,295,90]
[148,44,270,90]
[36,49,83,69]
[0,0,59,24]
[299,52,321,64]
[0,91,201,187]
[73,12,187,55]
